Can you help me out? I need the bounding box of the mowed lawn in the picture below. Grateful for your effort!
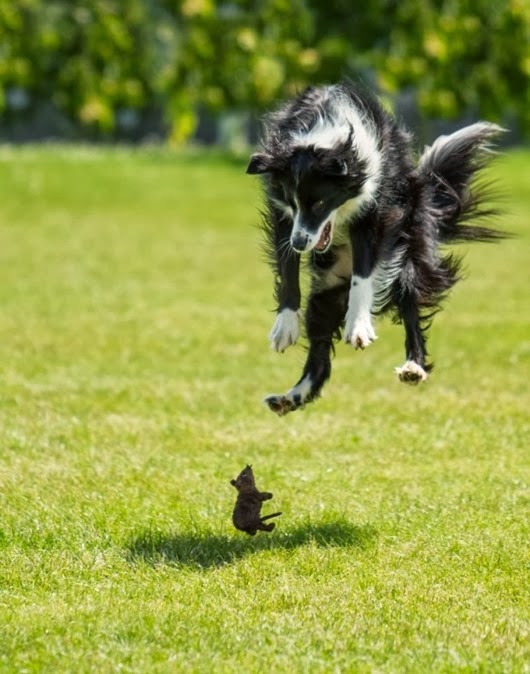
[0,145,528,673]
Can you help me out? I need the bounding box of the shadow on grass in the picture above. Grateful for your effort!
[126,519,377,570]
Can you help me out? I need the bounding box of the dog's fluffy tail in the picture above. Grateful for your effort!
[417,122,507,243]
[393,123,508,352]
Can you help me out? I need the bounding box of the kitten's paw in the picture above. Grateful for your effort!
[395,361,428,385]
[269,308,300,352]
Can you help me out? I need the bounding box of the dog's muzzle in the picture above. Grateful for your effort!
[291,230,310,252]
[290,221,332,253]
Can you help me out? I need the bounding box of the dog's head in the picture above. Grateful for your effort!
[247,128,376,253]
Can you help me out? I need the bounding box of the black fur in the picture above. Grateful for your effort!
[247,79,507,416]
[230,465,282,535]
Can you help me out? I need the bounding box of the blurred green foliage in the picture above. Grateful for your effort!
[0,0,527,140]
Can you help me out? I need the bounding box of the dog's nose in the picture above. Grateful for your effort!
[291,230,310,252]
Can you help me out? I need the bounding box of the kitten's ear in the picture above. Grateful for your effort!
[246,153,274,174]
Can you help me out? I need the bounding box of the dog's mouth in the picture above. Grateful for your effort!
[315,221,332,252]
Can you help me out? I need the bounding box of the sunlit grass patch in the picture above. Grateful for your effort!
[0,146,528,673]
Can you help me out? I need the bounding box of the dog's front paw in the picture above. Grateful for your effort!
[269,308,300,352]
[395,361,428,385]
[344,314,377,350]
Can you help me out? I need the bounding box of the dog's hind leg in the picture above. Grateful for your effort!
[394,287,431,385]
[265,284,348,415]
[264,341,332,416]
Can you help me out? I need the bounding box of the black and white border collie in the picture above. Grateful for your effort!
[247,79,506,416]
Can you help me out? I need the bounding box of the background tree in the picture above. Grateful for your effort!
[0,0,527,140]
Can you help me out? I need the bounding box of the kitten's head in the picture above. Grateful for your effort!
[230,465,256,492]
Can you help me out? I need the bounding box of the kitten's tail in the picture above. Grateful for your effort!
[261,512,282,522]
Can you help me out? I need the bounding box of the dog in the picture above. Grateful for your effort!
[246,79,506,416]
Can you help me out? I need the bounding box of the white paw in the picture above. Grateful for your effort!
[395,361,428,385]
[269,309,300,352]
[344,313,377,349]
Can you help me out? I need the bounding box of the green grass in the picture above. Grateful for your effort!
[0,145,528,673]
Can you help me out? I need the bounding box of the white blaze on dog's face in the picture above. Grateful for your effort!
[285,104,382,253]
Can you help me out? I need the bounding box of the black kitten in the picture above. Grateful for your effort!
[230,465,282,535]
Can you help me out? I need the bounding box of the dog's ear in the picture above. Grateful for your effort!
[323,158,349,177]
[246,153,275,174]
[315,147,349,177]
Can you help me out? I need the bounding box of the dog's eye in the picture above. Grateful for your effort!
[313,199,324,211]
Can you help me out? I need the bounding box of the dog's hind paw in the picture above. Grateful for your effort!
[265,375,313,416]
[395,361,428,385]
[269,309,300,352]
[264,394,298,416]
